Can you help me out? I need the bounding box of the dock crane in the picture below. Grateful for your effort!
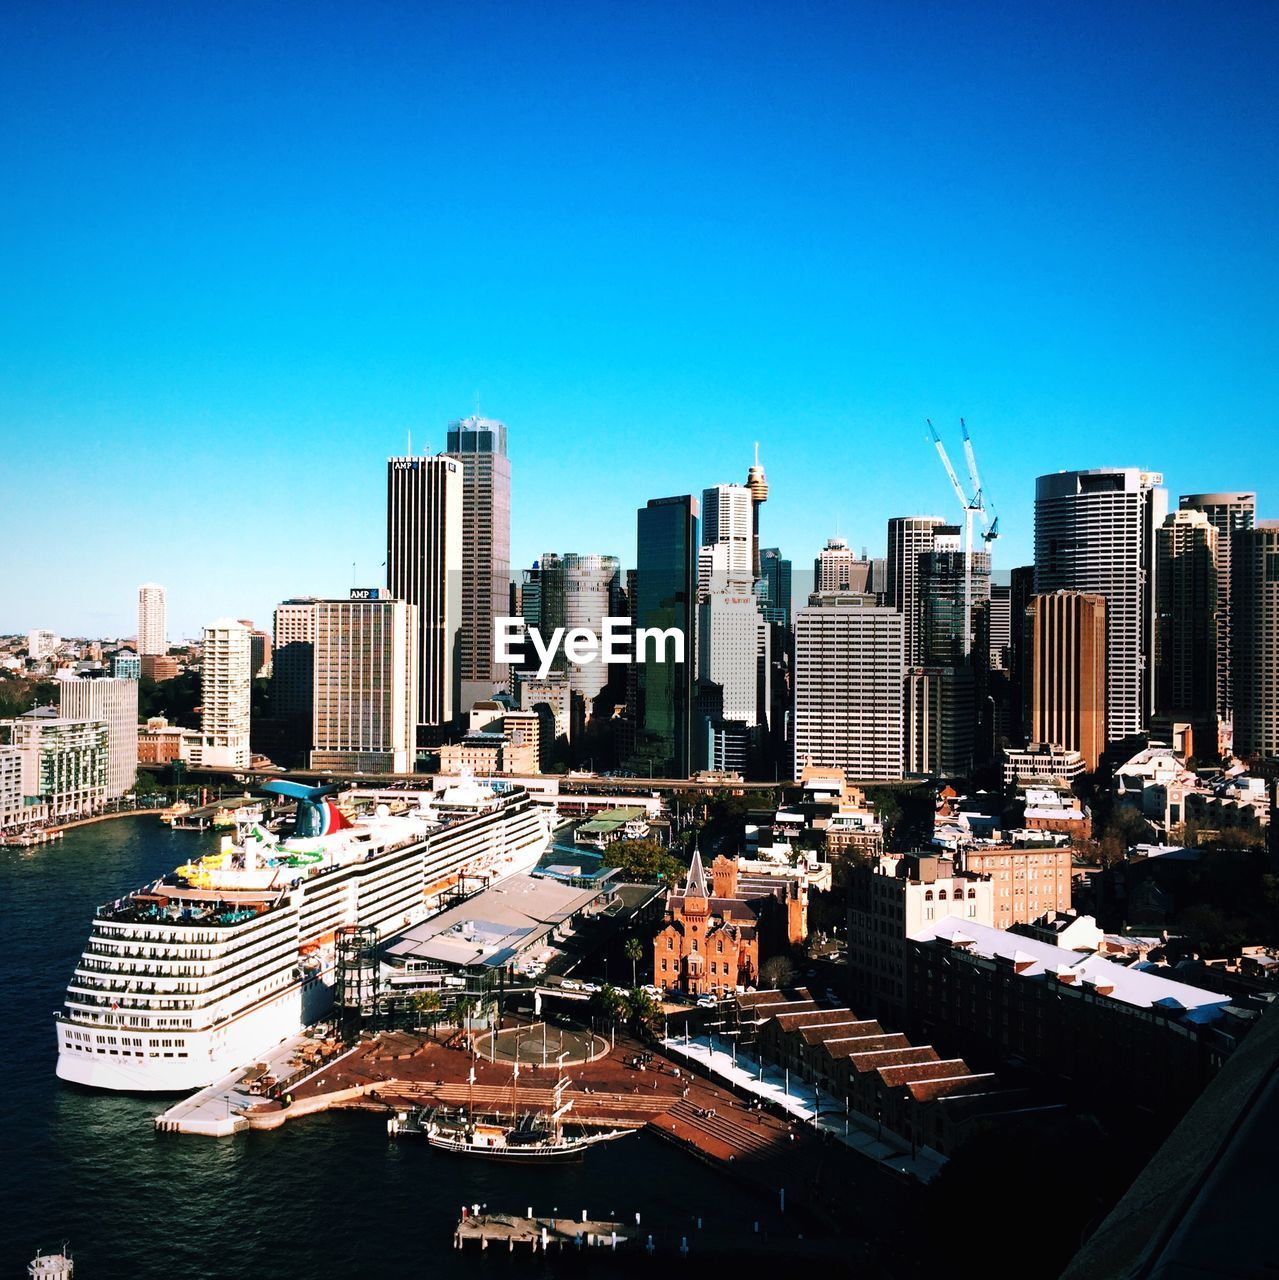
[926,419,1001,659]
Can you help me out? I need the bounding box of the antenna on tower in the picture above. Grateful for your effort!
[754,440,760,466]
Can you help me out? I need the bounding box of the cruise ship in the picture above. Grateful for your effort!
[55,776,552,1092]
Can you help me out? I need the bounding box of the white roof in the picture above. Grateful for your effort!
[911,916,1231,1019]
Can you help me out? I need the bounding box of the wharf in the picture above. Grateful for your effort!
[453,1210,854,1263]
[154,1031,365,1136]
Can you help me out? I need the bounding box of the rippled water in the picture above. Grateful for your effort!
[4,818,765,1279]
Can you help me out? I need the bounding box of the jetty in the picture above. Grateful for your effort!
[453,1209,853,1263]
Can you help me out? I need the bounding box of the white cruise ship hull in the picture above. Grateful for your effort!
[57,787,551,1093]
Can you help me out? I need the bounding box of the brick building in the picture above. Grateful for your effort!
[907,916,1245,1120]
[733,989,1060,1159]
[653,850,760,998]
[960,844,1072,931]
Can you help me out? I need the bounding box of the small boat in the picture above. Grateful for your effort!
[388,1070,633,1162]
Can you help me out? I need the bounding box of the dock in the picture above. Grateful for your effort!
[453,1210,854,1263]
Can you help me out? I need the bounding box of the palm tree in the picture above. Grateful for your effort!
[624,936,644,988]
[409,990,443,1036]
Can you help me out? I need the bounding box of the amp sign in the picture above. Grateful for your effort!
[350,588,381,601]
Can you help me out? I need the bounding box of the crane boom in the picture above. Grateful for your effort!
[928,419,968,511]
[960,418,984,504]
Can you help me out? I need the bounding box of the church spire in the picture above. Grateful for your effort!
[684,846,709,900]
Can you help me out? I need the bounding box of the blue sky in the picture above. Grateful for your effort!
[2,1,1275,639]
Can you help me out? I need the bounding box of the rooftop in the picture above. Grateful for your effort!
[384,873,602,970]
[913,916,1232,1020]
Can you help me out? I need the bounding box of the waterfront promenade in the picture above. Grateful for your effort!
[154,1023,917,1252]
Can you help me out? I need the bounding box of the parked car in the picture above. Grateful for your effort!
[696,993,718,1008]
[561,978,583,991]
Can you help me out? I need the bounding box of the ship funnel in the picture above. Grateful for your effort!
[260,780,353,839]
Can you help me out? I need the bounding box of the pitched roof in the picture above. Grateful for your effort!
[684,847,710,899]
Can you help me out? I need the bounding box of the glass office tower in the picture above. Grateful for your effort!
[633,495,699,778]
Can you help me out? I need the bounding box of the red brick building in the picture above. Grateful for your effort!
[653,850,760,998]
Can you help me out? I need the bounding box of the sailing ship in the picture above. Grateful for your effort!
[387,1065,635,1161]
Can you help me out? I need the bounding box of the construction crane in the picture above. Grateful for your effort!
[926,419,1000,659]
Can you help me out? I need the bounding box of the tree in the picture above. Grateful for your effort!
[590,983,629,1026]
[760,955,795,989]
[409,990,443,1035]
[601,838,686,884]
[625,987,664,1039]
[624,936,644,987]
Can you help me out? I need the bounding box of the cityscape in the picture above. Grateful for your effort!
[4,5,1277,1280]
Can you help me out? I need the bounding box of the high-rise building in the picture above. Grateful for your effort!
[988,583,1012,672]
[0,711,108,822]
[26,630,60,662]
[632,495,699,778]
[793,603,904,780]
[1008,564,1036,743]
[697,588,764,771]
[272,598,318,759]
[386,452,464,736]
[886,517,946,667]
[562,553,622,710]
[199,619,251,768]
[1034,468,1167,743]
[1231,522,1279,760]
[58,676,139,800]
[446,416,511,711]
[137,584,166,657]
[920,545,991,665]
[1155,510,1218,745]
[701,484,754,588]
[1178,492,1256,719]
[758,548,792,629]
[309,596,418,774]
[814,538,873,594]
[1026,591,1107,771]
[904,665,976,777]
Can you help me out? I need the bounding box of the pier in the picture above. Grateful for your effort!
[453,1209,855,1263]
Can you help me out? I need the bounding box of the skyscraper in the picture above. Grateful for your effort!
[58,676,139,800]
[920,545,991,665]
[1034,468,1167,743]
[633,495,699,778]
[1178,492,1256,719]
[1155,510,1218,748]
[814,538,873,594]
[1027,591,1107,771]
[386,452,463,737]
[793,603,904,781]
[758,548,792,629]
[886,516,946,667]
[701,484,754,588]
[446,416,511,711]
[199,619,251,768]
[309,596,419,774]
[1231,522,1279,760]
[272,597,318,760]
[562,553,622,710]
[137,584,166,657]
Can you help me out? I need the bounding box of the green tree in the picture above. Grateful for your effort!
[601,838,687,884]
[625,987,664,1039]
[624,936,644,987]
[590,983,629,1026]
[409,990,443,1035]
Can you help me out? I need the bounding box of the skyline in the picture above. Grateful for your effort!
[3,2,1277,636]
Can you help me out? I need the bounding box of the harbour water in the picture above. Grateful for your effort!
[4,818,772,1279]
